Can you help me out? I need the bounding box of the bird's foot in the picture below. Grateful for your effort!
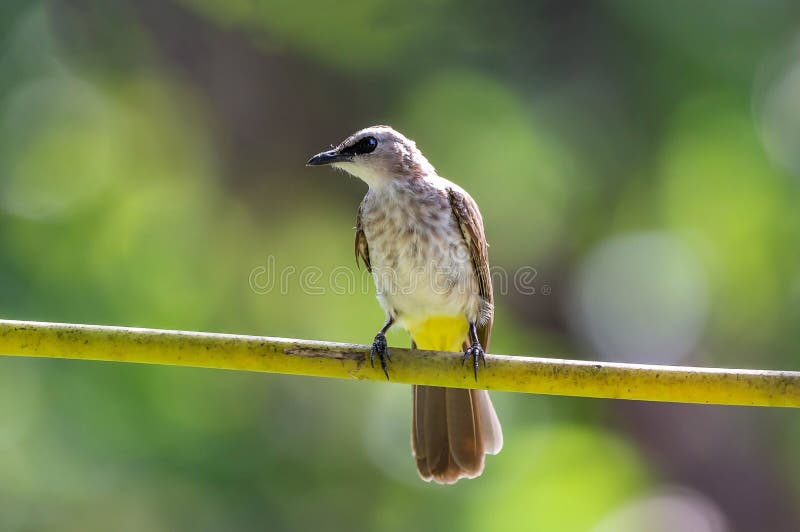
[462,342,486,381]
[370,332,391,380]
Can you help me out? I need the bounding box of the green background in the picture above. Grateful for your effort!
[1,1,799,530]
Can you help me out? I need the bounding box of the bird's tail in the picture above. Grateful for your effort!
[409,317,503,484]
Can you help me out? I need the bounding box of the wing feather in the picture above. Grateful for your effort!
[447,187,493,346]
[354,201,371,272]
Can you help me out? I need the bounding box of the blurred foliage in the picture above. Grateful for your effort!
[1,1,800,531]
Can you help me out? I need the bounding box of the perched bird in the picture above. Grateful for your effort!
[307,125,502,484]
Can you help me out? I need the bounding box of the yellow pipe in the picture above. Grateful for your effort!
[0,319,798,408]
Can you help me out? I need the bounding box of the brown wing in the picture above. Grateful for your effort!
[447,187,493,349]
[355,200,371,273]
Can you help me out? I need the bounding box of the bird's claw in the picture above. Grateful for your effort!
[462,342,486,381]
[370,332,390,380]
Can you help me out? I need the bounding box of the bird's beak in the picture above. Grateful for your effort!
[306,149,350,166]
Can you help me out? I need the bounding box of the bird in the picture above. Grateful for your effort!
[307,125,502,484]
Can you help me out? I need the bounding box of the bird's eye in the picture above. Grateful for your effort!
[341,136,378,156]
[354,136,378,154]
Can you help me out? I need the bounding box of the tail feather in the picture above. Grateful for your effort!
[446,388,483,472]
[412,385,502,483]
[408,318,502,484]
[477,389,503,455]
[419,386,449,474]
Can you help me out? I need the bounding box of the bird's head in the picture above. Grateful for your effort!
[306,125,434,187]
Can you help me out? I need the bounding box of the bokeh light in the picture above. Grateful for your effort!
[570,231,708,364]
[593,487,729,532]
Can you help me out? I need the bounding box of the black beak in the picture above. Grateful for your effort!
[306,149,350,166]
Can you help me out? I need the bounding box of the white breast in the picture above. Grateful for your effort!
[360,179,482,324]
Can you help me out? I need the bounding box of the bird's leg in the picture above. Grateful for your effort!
[462,321,486,381]
[371,316,394,380]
